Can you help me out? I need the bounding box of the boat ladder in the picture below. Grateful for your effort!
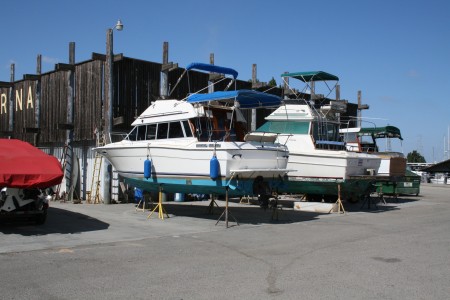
[87,134,105,204]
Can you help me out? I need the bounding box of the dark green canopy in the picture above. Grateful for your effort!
[281,71,339,82]
[360,126,403,140]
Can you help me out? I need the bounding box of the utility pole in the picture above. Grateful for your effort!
[251,64,257,131]
[103,20,123,204]
[357,90,369,127]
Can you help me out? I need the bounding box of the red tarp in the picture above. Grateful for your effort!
[0,139,63,188]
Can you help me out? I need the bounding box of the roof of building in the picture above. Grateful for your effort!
[422,159,450,173]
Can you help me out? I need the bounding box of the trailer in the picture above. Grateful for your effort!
[0,139,63,225]
[0,188,52,224]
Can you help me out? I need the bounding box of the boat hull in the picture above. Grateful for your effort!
[278,151,381,199]
[286,151,381,179]
[280,177,375,201]
[96,139,289,196]
[124,174,289,196]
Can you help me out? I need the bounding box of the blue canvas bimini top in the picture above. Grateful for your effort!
[186,62,239,79]
[187,90,281,108]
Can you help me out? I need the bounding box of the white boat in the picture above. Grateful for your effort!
[430,173,448,184]
[340,125,421,195]
[95,63,290,197]
[258,71,381,201]
[340,126,406,175]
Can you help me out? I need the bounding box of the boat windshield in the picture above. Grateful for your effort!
[257,121,309,135]
[125,120,193,141]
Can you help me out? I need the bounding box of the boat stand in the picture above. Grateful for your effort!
[335,184,345,214]
[360,182,389,210]
[147,186,169,220]
[360,194,379,210]
[239,195,252,205]
[135,198,145,212]
[136,193,153,212]
[377,184,387,205]
[271,195,283,221]
[206,194,220,214]
[216,188,239,228]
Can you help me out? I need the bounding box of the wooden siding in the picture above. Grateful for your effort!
[74,60,103,140]
[113,58,161,133]
[13,80,38,143]
[40,71,69,144]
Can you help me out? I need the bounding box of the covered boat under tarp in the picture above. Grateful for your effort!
[0,139,63,188]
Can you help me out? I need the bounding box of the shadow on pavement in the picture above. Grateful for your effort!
[144,198,322,225]
[0,207,110,236]
[343,194,421,213]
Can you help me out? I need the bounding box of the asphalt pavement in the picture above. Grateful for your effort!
[1,183,449,299]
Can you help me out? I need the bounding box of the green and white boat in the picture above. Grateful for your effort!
[258,71,381,201]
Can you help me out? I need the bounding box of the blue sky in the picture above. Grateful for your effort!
[1,0,449,162]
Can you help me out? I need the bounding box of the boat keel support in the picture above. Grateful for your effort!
[335,184,345,214]
[147,186,169,220]
[216,187,239,228]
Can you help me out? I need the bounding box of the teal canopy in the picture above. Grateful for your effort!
[281,71,339,82]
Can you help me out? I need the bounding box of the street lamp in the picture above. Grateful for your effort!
[105,19,124,144]
[104,19,123,204]
[115,19,124,31]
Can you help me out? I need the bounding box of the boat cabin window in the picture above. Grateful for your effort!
[127,121,193,141]
[147,124,157,140]
[157,123,169,139]
[312,122,345,150]
[257,121,309,134]
[168,121,184,139]
[157,121,194,140]
[182,120,193,137]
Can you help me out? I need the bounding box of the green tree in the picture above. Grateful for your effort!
[268,77,277,87]
[407,150,426,163]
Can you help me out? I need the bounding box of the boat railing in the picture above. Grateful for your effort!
[360,143,378,153]
[110,131,129,143]
[197,128,234,142]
